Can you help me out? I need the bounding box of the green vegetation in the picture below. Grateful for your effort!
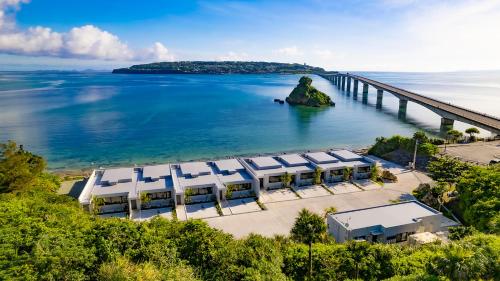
[286,76,333,107]
[417,155,499,234]
[280,172,292,188]
[113,61,325,74]
[368,132,440,169]
[215,203,223,216]
[323,206,337,218]
[1,141,499,280]
[313,167,322,185]
[446,129,463,144]
[465,127,480,141]
[343,167,353,182]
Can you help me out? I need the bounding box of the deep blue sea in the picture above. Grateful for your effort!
[1,71,499,170]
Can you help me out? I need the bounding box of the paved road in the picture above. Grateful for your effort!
[204,162,432,238]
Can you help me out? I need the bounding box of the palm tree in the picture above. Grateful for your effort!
[280,172,292,188]
[290,209,327,280]
[140,192,151,209]
[313,167,323,185]
[465,127,479,142]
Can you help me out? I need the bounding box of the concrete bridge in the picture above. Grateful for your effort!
[318,73,500,135]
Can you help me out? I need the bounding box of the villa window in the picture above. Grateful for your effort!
[269,176,282,183]
[188,187,213,196]
[330,169,343,176]
[300,172,314,179]
[150,191,172,199]
[104,196,127,204]
[358,166,371,173]
[231,183,252,191]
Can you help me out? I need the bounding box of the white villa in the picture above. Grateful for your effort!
[79,149,375,216]
[327,201,449,243]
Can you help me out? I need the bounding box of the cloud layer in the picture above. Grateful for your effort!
[0,0,173,61]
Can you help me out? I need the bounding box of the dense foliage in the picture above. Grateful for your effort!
[286,76,332,107]
[368,132,440,168]
[423,156,500,234]
[113,61,325,74]
[1,141,499,280]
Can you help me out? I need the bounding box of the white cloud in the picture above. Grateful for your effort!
[144,42,174,61]
[0,0,173,61]
[274,46,302,56]
[216,51,249,61]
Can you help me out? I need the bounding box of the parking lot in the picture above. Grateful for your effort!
[293,185,331,198]
[225,198,262,214]
[259,188,299,203]
[131,207,173,221]
[185,202,220,219]
[325,181,361,194]
[205,168,433,238]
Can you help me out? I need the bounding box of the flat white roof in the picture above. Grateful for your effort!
[179,162,212,176]
[101,167,133,183]
[305,152,339,164]
[214,159,244,173]
[137,177,173,193]
[330,150,363,161]
[92,170,137,197]
[278,154,309,166]
[142,164,171,179]
[248,156,282,170]
[330,201,440,230]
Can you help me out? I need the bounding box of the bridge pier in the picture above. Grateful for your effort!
[347,77,352,93]
[353,80,359,100]
[398,99,408,120]
[376,89,383,109]
[341,76,346,91]
[333,76,337,85]
[440,118,454,132]
[337,76,341,89]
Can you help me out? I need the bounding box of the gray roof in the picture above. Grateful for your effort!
[330,150,364,161]
[248,156,282,170]
[278,154,310,166]
[142,164,171,179]
[304,152,339,164]
[213,159,244,173]
[101,167,133,183]
[92,170,137,197]
[137,177,173,193]
[180,162,212,177]
[330,201,440,230]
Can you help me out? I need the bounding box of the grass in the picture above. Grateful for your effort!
[289,186,302,198]
[215,203,223,216]
[172,207,178,220]
[320,183,335,195]
[256,199,267,210]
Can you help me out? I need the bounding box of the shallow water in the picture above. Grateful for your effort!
[0,71,498,170]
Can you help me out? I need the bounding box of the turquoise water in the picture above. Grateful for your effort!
[0,71,499,170]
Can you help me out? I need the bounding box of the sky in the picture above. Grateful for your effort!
[1,0,500,72]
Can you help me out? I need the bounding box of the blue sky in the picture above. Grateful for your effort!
[1,0,500,71]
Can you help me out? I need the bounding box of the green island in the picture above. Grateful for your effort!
[0,138,499,281]
[286,76,333,107]
[112,61,325,74]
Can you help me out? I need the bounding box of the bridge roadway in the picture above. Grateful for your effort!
[319,73,500,135]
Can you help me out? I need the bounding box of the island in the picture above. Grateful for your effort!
[112,61,325,74]
[286,76,334,107]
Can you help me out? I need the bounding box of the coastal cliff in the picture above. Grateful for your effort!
[286,76,333,107]
[112,61,325,74]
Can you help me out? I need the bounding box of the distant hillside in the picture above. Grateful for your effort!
[112,61,326,74]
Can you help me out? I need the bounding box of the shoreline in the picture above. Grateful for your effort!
[50,145,371,178]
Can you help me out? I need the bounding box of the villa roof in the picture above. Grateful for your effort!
[92,170,138,197]
[329,201,440,230]
[101,167,134,183]
[304,152,339,164]
[137,177,173,193]
[277,154,310,166]
[248,156,282,170]
[330,150,363,161]
[179,162,212,177]
[142,164,171,179]
[213,159,244,173]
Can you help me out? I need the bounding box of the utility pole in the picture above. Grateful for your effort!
[412,139,419,170]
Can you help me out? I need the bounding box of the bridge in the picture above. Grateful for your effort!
[318,73,500,135]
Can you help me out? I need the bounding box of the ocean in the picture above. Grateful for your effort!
[0,71,498,170]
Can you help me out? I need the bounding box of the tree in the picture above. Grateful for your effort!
[290,209,327,280]
[0,140,46,193]
[446,129,463,144]
[323,206,337,218]
[313,167,322,185]
[140,192,151,209]
[280,172,292,188]
[343,167,353,182]
[225,184,235,199]
[427,156,471,185]
[465,127,479,141]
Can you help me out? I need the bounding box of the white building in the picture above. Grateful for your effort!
[327,201,445,243]
[211,159,259,200]
[137,164,175,209]
[305,150,374,182]
[171,162,223,205]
